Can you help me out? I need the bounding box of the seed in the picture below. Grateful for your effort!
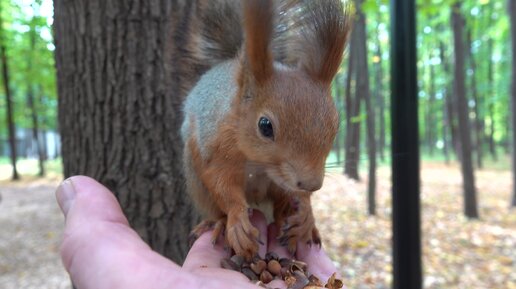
[267,259,282,276]
[308,274,323,287]
[220,258,238,271]
[260,270,273,284]
[230,255,244,267]
[241,267,258,281]
[265,252,279,262]
[289,270,309,289]
[250,260,267,275]
[279,257,292,268]
[280,267,290,278]
[291,260,307,271]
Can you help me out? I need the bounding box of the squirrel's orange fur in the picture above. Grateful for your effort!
[181,0,351,260]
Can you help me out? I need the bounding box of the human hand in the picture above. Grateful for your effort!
[56,176,339,289]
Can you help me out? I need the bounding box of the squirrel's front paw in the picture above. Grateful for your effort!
[278,210,321,254]
[226,208,260,261]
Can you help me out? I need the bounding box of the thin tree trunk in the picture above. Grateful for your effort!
[54,0,201,263]
[334,80,342,163]
[354,0,375,214]
[508,0,516,207]
[452,3,479,218]
[344,24,360,180]
[440,42,459,158]
[428,60,436,156]
[467,29,483,169]
[487,37,498,161]
[27,14,45,177]
[358,0,375,212]
[0,7,18,180]
[375,19,385,162]
[27,87,45,176]
[438,38,450,164]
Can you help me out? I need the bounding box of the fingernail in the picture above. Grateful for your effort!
[56,178,76,217]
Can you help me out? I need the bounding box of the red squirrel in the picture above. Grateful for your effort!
[181,0,351,260]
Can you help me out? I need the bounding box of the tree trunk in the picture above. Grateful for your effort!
[438,40,450,164]
[451,3,479,218]
[334,80,342,163]
[27,87,45,177]
[427,60,436,156]
[354,0,375,214]
[440,42,459,159]
[375,19,385,162]
[54,0,201,263]
[344,24,361,180]
[467,29,483,169]
[0,7,18,181]
[353,0,376,215]
[487,37,498,161]
[28,14,45,177]
[509,0,516,207]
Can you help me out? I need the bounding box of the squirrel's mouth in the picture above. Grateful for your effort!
[265,167,310,194]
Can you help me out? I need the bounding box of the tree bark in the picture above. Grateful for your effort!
[509,0,516,207]
[438,40,450,164]
[354,1,376,214]
[440,42,459,159]
[487,37,498,161]
[466,29,483,169]
[375,23,385,163]
[54,0,201,263]
[0,7,18,180]
[451,3,479,218]
[344,23,361,180]
[427,60,436,156]
[28,14,45,177]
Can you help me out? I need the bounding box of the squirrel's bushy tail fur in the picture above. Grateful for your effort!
[173,0,351,97]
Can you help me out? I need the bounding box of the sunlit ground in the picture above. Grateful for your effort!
[319,160,515,289]
[0,158,514,288]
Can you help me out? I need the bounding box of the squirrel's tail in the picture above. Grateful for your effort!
[175,0,351,92]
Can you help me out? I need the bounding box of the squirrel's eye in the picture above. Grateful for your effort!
[258,117,274,139]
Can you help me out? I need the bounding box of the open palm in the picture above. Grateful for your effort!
[56,176,339,289]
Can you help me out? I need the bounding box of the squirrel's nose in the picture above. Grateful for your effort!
[296,178,323,192]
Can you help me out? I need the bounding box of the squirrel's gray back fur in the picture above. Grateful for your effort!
[181,60,237,157]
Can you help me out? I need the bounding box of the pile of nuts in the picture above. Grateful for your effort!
[220,252,343,289]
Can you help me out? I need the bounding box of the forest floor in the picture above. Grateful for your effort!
[319,162,516,289]
[0,161,514,289]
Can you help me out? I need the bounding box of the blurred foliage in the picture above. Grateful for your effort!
[333,0,512,161]
[0,0,512,163]
[0,0,56,138]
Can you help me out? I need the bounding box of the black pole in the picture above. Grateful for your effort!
[390,1,422,289]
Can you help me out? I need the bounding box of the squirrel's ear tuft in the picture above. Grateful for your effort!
[241,0,274,85]
[295,0,352,84]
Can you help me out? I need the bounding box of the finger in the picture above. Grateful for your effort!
[57,176,129,227]
[57,176,194,289]
[267,223,291,259]
[295,242,340,282]
[183,230,230,270]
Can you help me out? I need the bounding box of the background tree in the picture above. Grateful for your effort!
[344,23,361,181]
[0,0,18,180]
[54,0,201,263]
[509,0,516,207]
[451,2,479,218]
[26,1,45,177]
